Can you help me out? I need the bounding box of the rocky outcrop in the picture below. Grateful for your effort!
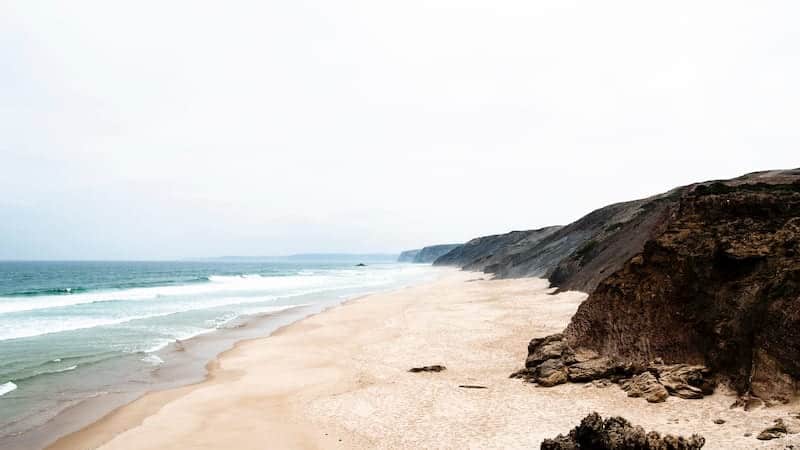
[620,372,669,403]
[650,364,715,399]
[564,172,800,403]
[541,412,706,449]
[399,244,463,263]
[513,334,715,402]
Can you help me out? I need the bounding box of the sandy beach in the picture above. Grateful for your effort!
[49,272,799,450]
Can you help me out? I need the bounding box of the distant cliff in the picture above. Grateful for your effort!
[434,227,562,270]
[435,191,678,293]
[398,244,463,263]
[397,249,420,263]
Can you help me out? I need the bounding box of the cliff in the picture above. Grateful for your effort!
[413,244,463,263]
[397,249,420,263]
[438,169,800,402]
[436,170,800,297]
[487,194,676,293]
[563,170,800,402]
[436,191,681,293]
[433,227,562,270]
[398,244,463,263]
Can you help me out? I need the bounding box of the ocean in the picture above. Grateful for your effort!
[0,259,440,447]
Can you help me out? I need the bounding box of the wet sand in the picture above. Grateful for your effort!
[49,272,800,449]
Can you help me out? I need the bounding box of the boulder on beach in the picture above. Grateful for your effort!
[540,412,706,450]
[621,372,669,403]
[516,332,716,403]
[756,419,788,441]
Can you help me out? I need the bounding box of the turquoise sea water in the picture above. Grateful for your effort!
[0,259,439,445]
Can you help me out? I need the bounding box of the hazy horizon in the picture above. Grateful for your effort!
[0,253,403,262]
[2,1,798,259]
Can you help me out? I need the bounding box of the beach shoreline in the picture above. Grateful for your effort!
[45,272,800,449]
[43,283,427,450]
[10,304,312,450]
[2,267,447,450]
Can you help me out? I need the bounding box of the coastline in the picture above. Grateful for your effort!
[4,267,447,450]
[11,304,312,450]
[46,272,800,449]
[44,284,420,450]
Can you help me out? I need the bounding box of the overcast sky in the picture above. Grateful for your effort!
[1,1,798,259]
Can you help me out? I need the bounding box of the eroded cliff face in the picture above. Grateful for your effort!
[397,249,421,262]
[433,227,562,270]
[413,244,462,263]
[398,245,464,263]
[564,177,800,402]
[434,190,680,293]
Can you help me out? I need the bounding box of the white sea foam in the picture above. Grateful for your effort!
[0,381,18,397]
[0,295,301,341]
[0,271,392,315]
[141,339,174,354]
[130,305,302,355]
[141,355,164,365]
[0,313,177,341]
[0,266,437,342]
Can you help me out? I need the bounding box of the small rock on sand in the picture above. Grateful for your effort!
[756,419,787,440]
[409,365,446,373]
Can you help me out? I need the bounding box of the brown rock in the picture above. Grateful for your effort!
[567,357,619,382]
[409,365,446,373]
[526,334,570,368]
[673,384,704,400]
[536,358,568,387]
[591,378,614,389]
[621,372,669,403]
[730,394,764,411]
[509,368,536,380]
[750,350,797,404]
[560,174,800,402]
[540,412,706,449]
[756,419,787,440]
[538,370,568,387]
[652,364,712,393]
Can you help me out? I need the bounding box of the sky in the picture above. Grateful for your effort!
[1,1,798,259]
